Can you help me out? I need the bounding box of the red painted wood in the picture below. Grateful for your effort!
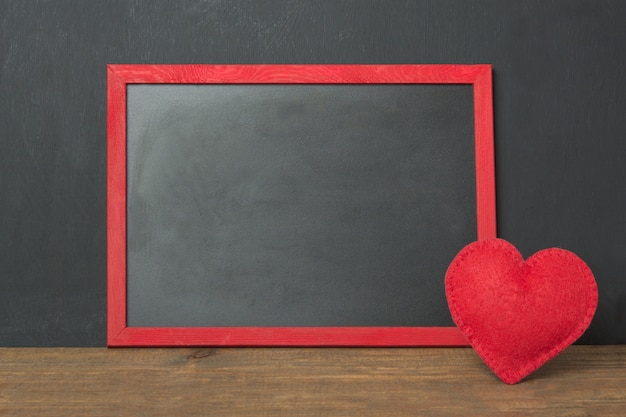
[110,327,468,347]
[107,66,129,345]
[472,66,497,240]
[108,64,488,85]
[107,64,496,347]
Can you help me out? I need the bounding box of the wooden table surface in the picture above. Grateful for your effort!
[1,346,625,416]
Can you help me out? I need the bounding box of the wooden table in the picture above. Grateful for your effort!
[1,346,625,416]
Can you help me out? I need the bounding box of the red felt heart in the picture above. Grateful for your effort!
[445,238,598,384]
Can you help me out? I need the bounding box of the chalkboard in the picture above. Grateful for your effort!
[107,64,495,346]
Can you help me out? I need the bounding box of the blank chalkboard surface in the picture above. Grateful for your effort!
[107,65,495,346]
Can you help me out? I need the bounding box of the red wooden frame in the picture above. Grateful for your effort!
[107,64,496,347]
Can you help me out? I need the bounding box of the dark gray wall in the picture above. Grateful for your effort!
[1,0,625,345]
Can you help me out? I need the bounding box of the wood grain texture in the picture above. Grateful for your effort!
[107,64,490,84]
[111,326,469,347]
[1,346,625,416]
[106,66,128,345]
